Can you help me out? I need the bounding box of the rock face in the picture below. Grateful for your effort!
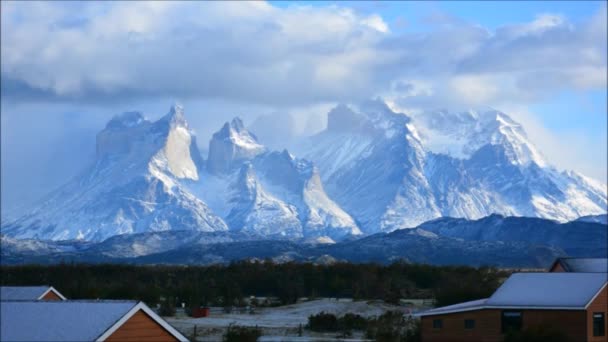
[2,105,228,241]
[298,100,607,233]
[1,100,606,244]
[193,119,362,241]
[207,118,265,174]
[2,106,360,242]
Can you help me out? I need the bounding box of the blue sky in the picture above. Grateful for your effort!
[1,1,607,209]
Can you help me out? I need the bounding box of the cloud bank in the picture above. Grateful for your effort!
[1,1,606,211]
[2,2,605,106]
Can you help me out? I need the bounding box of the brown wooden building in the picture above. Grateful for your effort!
[0,285,66,301]
[419,273,607,342]
[0,300,188,341]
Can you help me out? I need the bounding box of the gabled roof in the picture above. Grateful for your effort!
[0,300,188,342]
[486,273,607,308]
[551,257,608,273]
[418,272,607,316]
[0,286,66,301]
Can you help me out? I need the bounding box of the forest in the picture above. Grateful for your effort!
[0,261,509,309]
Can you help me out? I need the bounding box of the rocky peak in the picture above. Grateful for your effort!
[162,103,188,128]
[207,117,265,175]
[105,111,146,130]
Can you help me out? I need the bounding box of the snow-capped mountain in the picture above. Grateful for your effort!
[191,118,361,241]
[296,101,439,233]
[298,100,607,233]
[1,107,360,242]
[2,100,606,243]
[1,105,229,241]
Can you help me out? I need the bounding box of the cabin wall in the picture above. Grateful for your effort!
[587,286,608,342]
[421,309,503,342]
[421,309,587,342]
[105,310,179,342]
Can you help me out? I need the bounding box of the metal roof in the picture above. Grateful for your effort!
[486,273,607,308]
[555,258,608,273]
[0,286,63,301]
[418,272,607,316]
[0,300,188,341]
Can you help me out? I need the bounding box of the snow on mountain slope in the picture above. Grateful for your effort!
[299,100,607,233]
[411,108,547,167]
[1,105,227,241]
[297,101,440,233]
[190,118,361,240]
[2,101,605,244]
[207,118,265,174]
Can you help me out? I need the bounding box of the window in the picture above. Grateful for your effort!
[433,319,443,329]
[464,319,475,329]
[594,313,605,337]
[501,311,522,333]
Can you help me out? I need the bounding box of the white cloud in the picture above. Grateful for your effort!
[0,1,606,190]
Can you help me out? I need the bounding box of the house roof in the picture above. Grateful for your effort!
[418,272,607,317]
[416,298,488,316]
[0,300,188,342]
[486,273,607,308]
[552,257,608,273]
[0,286,66,301]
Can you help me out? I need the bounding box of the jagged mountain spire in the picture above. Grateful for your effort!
[206,117,265,174]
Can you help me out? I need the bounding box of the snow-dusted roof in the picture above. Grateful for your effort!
[0,300,188,341]
[418,273,607,316]
[0,286,65,301]
[486,273,607,308]
[554,258,608,273]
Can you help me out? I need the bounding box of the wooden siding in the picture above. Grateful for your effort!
[549,262,565,272]
[421,308,588,342]
[40,291,62,301]
[587,286,608,342]
[522,309,587,341]
[105,310,179,342]
[421,309,503,342]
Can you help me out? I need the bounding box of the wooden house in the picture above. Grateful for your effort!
[0,300,188,341]
[419,273,607,342]
[0,286,66,301]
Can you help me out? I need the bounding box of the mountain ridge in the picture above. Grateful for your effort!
[1,101,606,244]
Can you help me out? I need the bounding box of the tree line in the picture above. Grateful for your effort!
[0,261,508,308]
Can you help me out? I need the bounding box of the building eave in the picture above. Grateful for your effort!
[417,305,588,317]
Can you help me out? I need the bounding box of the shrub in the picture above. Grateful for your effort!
[340,313,368,331]
[365,312,420,342]
[159,297,176,317]
[307,312,339,332]
[223,325,262,342]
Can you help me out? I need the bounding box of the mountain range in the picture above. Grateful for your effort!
[1,100,606,266]
[2,214,606,267]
